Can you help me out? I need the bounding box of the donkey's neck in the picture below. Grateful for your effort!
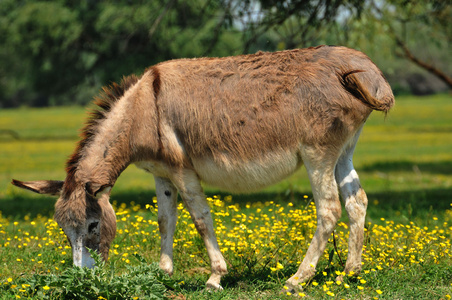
[76,96,134,188]
[65,80,142,196]
[63,71,160,196]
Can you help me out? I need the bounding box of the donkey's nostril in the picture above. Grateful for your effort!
[88,222,99,233]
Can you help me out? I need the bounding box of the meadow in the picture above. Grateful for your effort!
[0,94,451,299]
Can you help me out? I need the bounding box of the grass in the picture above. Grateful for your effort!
[0,94,451,299]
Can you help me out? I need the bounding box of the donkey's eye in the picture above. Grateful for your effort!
[88,222,99,233]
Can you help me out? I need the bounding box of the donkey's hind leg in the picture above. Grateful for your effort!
[335,131,368,278]
[171,169,227,290]
[155,176,178,276]
[285,146,342,292]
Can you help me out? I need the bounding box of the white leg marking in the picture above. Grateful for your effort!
[336,151,367,273]
[338,168,359,189]
[335,146,368,277]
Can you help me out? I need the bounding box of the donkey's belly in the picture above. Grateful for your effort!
[192,149,303,193]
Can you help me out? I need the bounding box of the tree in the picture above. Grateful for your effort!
[369,0,452,90]
[220,0,366,53]
[0,0,242,107]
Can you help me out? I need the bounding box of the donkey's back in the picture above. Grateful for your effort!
[138,45,393,192]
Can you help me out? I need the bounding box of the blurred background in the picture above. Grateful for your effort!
[0,0,450,108]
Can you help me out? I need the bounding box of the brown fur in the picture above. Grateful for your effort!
[11,179,63,196]
[150,46,391,167]
[63,45,393,181]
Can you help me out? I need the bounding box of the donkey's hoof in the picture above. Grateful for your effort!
[206,282,223,291]
[280,282,304,297]
[336,269,359,282]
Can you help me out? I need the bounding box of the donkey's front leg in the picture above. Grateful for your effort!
[172,169,227,290]
[155,176,178,276]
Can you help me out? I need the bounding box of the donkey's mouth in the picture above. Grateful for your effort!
[65,225,100,269]
[71,238,98,269]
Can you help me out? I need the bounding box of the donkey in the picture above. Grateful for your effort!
[12,45,394,293]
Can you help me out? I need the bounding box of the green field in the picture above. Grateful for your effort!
[1,94,451,299]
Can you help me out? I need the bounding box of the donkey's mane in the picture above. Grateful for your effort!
[64,75,140,196]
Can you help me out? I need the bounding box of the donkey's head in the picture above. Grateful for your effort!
[11,179,116,268]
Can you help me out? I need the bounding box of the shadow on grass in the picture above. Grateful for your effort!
[1,187,450,222]
[177,259,358,292]
[175,261,293,292]
[0,135,78,142]
[365,188,451,222]
[360,160,452,175]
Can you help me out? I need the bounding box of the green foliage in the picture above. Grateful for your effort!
[1,250,175,299]
[1,193,450,299]
[8,2,81,54]
[1,1,83,105]
[0,0,242,107]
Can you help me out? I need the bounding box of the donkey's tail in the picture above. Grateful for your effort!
[339,70,395,113]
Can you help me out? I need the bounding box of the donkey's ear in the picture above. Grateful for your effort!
[85,182,112,198]
[11,179,64,196]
